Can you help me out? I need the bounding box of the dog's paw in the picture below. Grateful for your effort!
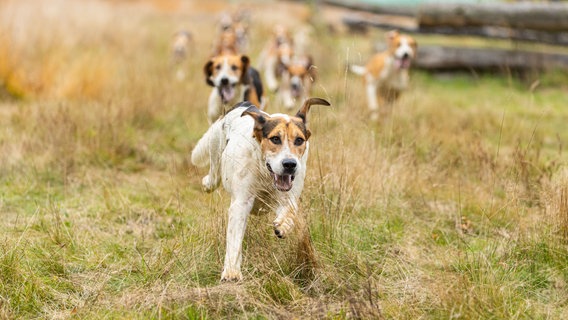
[201,175,218,193]
[273,216,294,238]
[220,268,243,282]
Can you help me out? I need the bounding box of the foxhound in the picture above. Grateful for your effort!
[350,30,417,121]
[191,98,331,282]
[171,30,192,80]
[257,25,294,92]
[279,55,315,110]
[204,54,265,124]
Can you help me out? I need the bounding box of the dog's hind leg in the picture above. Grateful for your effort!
[365,76,380,122]
[221,194,255,282]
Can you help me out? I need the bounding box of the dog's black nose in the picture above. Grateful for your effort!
[402,52,409,59]
[291,83,300,90]
[282,159,297,173]
[220,78,229,85]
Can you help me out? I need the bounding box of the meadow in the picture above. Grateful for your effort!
[1,0,567,318]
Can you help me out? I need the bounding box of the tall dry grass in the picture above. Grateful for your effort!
[1,0,567,318]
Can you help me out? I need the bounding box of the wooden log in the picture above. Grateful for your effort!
[342,14,568,46]
[414,45,568,72]
[316,0,417,17]
[418,3,568,32]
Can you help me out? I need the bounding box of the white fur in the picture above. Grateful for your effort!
[191,106,309,282]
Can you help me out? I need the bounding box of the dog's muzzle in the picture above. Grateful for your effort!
[395,53,413,69]
[267,161,296,192]
[218,78,237,103]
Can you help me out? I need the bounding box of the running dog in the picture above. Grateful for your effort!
[171,30,192,80]
[257,25,294,92]
[191,97,331,281]
[204,54,265,124]
[279,55,315,110]
[350,30,417,121]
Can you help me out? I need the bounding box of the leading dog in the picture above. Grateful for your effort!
[350,30,417,121]
[191,97,330,281]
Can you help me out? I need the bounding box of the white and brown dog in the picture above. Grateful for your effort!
[257,25,294,92]
[350,30,417,121]
[191,97,330,281]
[171,30,192,80]
[279,55,315,110]
[204,54,265,124]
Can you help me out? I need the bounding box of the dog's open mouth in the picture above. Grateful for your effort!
[267,163,295,192]
[219,84,236,103]
[395,57,412,69]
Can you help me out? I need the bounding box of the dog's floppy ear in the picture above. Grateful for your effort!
[242,104,266,142]
[240,55,250,85]
[204,60,215,86]
[386,29,400,41]
[296,97,330,124]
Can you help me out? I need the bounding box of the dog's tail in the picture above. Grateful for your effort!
[348,64,367,76]
[191,119,226,168]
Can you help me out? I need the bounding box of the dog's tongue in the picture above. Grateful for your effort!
[272,173,293,191]
[397,58,411,69]
[220,86,235,103]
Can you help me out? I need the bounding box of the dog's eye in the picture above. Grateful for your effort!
[294,137,304,146]
[231,64,238,71]
[269,136,281,145]
[215,64,221,70]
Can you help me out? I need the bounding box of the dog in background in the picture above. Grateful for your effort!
[171,30,192,81]
[204,54,265,124]
[257,25,294,92]
[350,30,417,121]
[279,55,315,110]
[191,97,331,281]
[214,10,250,56]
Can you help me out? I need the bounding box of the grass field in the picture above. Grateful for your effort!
[1,0,568,318]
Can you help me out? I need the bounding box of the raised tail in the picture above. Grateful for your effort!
[349,64,367,76]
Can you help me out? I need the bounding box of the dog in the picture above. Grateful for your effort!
[171,30,192,80]
[257,25,294,92]
[204,54,265,124]
[350,30,417,121]
[279,55,315,109]
[191,97,331,281]
[214,10,249,55]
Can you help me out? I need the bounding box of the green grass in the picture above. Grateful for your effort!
[1,0,568,318]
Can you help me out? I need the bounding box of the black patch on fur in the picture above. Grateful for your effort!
[261,120,280,138]
[204,60,214,86]
[292,119,308,137]
[248,67,263,100]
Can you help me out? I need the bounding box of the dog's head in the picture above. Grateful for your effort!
[242,98,330,192]
[386,30,417,69]
[204,54,250,104]
[287,56,314,98]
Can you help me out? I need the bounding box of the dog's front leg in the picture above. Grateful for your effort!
[273,202,298,239]
[221,195,254,282]
[264,56,279,92]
